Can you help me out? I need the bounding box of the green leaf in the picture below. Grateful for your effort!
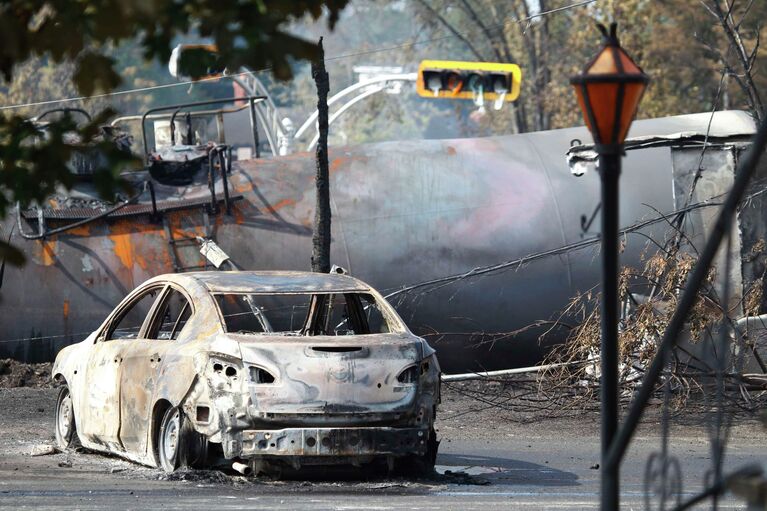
[176,46,226,80]
[73,52,122,96]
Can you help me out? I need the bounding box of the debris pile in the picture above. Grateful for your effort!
[0,359,52,388]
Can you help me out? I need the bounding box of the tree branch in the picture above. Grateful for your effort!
[414,0,487,61]
[711,0,764,119]
[458,0,505,62]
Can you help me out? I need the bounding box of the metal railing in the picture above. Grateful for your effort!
[111,96,266,158]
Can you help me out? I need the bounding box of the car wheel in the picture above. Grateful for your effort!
[55,385,80,450]
[157,406,208,473]
[158,407,182,473]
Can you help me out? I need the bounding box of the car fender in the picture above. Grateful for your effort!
[52,335,95,433]
[151,351,199,409]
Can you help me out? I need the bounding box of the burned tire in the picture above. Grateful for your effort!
[157,406,208,473]
[394,428,439,477]
[54,385,80,450]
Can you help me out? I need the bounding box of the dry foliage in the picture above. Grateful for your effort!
[534,239,767,414]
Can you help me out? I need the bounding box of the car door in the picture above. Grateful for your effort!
[119,285,194,455]
[80,285,165,448]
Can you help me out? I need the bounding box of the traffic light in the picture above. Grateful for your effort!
[168,44,226,80]
[416,60,522,109]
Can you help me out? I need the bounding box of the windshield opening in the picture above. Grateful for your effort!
[214,292,394,336]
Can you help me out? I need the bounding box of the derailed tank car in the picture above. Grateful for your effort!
[0,107,759,373]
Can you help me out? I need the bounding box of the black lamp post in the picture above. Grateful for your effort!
[570,22,648,510]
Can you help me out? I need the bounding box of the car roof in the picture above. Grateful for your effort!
[149,270,372,294]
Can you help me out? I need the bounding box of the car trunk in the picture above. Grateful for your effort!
[232,333,422,423]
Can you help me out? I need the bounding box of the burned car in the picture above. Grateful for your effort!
[52,271,440,475]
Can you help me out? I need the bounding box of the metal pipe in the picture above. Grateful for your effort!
[733,314,767,373]
[207,150,218,214]
[147,180,158,221]
[231,461,252,476]
[169,108,183,146]
[248,98,260,158]
[306,84,387,151]
[599,151,621,511]
[216,113,225,144]
[110,102,254,127]
[294,73,417,140]
[222,146,232,214]
[605,111,767,477]
[251,100,276,157]
[441,358,598,381]
[232,74,284,150]
[734,314,767,332]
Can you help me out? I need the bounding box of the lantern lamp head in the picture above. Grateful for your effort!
[570,23,649,151]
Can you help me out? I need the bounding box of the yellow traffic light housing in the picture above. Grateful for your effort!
[416,60,522,105]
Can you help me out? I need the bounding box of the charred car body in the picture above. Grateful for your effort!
[52,271,441,474]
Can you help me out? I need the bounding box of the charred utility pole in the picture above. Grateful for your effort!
[311,37,331,273]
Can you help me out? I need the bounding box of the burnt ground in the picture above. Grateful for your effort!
[0,359,51,388]
[0,374,766,509]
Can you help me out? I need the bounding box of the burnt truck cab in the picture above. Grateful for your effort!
[52,271,440,475]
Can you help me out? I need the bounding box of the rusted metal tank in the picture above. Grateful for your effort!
[0,111,756,372]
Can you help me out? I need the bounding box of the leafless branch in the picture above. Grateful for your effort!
[413,0,487,61]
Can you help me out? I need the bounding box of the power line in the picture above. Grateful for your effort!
[0,0,596,112]
[0,70,260,112]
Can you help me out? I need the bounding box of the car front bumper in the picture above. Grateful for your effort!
[224,426,430,459]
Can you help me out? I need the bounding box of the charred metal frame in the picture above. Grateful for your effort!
[139,96,266,157]
[208,145,232,215]
[15,182,148,240]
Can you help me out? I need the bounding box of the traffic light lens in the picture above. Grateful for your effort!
[424,71,442,91]
[466,74,484,93]
[491,74,510,93]
[445,72,463,93]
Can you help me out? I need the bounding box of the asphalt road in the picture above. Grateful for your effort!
[0,385,763,510]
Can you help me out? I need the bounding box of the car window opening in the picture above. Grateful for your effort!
[107,288,161,340]
[214,292,392,336]
[151,289,192,340]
